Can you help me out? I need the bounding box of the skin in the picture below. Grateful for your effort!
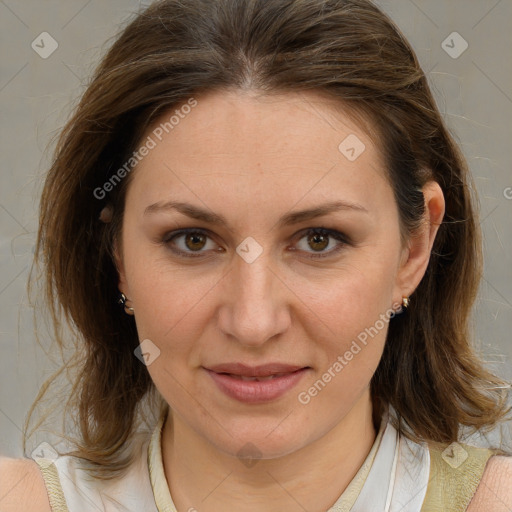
[113,89,445,512]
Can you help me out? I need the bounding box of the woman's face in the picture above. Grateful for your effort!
[116,89,412,458]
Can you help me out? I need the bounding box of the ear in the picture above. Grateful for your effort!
[393,181,445,304]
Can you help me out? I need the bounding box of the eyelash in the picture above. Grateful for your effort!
[161,227,350,260]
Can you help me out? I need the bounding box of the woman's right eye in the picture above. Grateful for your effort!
[162,229,220,258]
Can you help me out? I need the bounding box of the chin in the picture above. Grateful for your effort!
[203,415,317,461]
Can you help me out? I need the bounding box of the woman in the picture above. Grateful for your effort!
[1,0,511,510]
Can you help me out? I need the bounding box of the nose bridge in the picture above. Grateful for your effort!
[218,246,289,346]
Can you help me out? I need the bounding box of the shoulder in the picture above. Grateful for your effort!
[0,456,51,512]
[466,455,512,512]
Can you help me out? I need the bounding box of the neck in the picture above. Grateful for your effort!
[161,389,379,512]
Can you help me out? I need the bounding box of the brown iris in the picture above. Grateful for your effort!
[307,231,329,252]
[185,232,207,251]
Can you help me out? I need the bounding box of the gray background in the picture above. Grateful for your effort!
[1,0,511,458]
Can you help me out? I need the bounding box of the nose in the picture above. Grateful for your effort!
[216,249,291,348]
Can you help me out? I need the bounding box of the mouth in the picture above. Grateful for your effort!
[203,363,310,403]
[217,372,297,382]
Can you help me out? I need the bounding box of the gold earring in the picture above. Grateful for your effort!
[118,292,134,315]
[402,296,410,309]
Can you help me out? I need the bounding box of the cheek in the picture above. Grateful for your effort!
[304,260,396,381]
[129,267,213,404]
[304,258,396,336]
[131,267,215,346]
[296,282,391,416]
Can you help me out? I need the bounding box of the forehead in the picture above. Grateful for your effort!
[126,89,391,219]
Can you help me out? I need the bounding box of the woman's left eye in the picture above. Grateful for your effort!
[162,227,349,259]
[293,228,349,258]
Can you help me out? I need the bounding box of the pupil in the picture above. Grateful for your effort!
[186,233,206,251]
[309,232,328,251]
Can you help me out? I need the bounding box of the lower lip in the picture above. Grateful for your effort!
[205,368,309,404]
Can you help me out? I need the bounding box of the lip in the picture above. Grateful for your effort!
[206,362,307,377]
[204,363,310,404]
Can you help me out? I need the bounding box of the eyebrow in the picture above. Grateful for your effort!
[143,200,369,228]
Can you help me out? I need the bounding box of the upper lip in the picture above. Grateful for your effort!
[205,363,308,377]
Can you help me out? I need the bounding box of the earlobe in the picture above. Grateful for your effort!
[394,180,445,301]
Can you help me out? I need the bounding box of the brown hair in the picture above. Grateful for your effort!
[25,0,511,478]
